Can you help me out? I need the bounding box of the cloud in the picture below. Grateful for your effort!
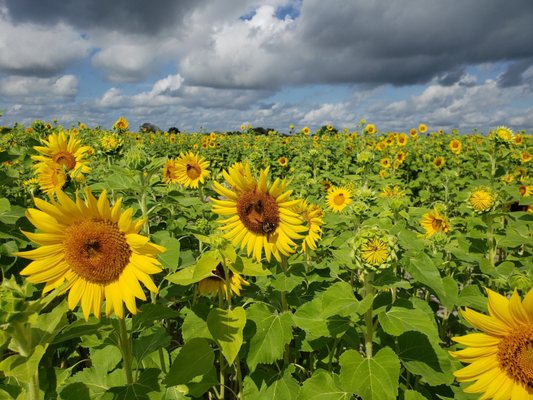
[0,75,79,97]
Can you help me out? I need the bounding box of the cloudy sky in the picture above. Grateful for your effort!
[1,0,533,133]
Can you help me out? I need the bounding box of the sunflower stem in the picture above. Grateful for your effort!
[486,215,496,270]
[118,318,134,385]
[217,290,226,400]
[363,271,375,359]
[280,256,291,365]
[28,370,39,400]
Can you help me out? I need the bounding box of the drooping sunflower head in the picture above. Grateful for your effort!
[174,151,210,188]
[197,262,249,299]
[211,162,306,262]
[293,199,324,253]
[326,186,352,213]
[450,288,533,399]
[351,226,398,271]
[449,139,462,154]
[420,207,450,237]
[15,188,166,320]
[468,187,496,213]
[32,131,92,181]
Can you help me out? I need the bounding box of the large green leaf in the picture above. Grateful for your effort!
[207,307,246,364]
[164,338,215,387]
[132,303,179,331]
[246,303,293,371]
[181,307,212,343]
[339,347,400,400]
[298,370,351,400]
[378,301,440,343]
[132,326,171,364]
[404,251,446,301]
[397,332,454,386]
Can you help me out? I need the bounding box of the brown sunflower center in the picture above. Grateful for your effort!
[334,193,345,206]
[186,163,201,180]
[64,218,131,284]
[53,151,77,170]
[432,217,445,231]
[236,190,280,235]
[497,325,533,388]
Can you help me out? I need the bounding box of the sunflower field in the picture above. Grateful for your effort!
[0,119,532,400]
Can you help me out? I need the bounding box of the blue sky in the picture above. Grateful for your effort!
[0,0,532,133]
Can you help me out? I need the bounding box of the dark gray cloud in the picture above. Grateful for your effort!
[498,58,533,87]
[4,0,201,35]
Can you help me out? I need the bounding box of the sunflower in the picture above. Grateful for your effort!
[174,151,210,188]
[365,124,377,135]
[513,134,524,145]
[420,208,450,237]
[418,123,428,133]
[113,117,129,131]
[352,227,397,270]
[522,151,532,163]
[35,162,68,197]
[519,185,533,197]
[32,131,91,181]
[468,188,495,213]
[450,288,533,399]
[495,126,514,142]
[301,126,311,135]
[162,158,179,184]
[209,132,217,141]
[15,188,165,320]
[100,134,122,152]
[211,162,305,262]
[450,139,462,155]
[197,262,249,299]
[396,151,407,164]
[326,186,352,213]
[278,156,289,167]
[379,185,406,198]
[409,128,418,138]
[326,124,334,132]
[321,180,332,191]
[380,157,391,169]
[433,156,445,169]
[396,133,408,146]
[293,199,324,252]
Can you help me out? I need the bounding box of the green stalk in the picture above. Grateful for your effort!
[28,372,39,400]
[280,256,290,365]
[217,290,226,400]
[486,215,496,270]
[363,271,375,359]
[118,318,134,385]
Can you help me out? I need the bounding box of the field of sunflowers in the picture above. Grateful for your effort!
[0,118,532,400]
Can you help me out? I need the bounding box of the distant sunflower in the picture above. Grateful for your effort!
[211,162,305,262]
[365,124,377,135]
[380,157,391,169]
[197,262,249,299]
[294,199,324,252]
[513,134,524,145]
[321,180,332,191]
[301,126,311,135]
[162,158,179,184]
[449,139,462,155]
[100,134,122,152]
[521,151,532,163]
[409,128,418,138]
[379,185,406,198]
[174,151,210,188]
[32,131,91,181]
[495,126,513,142]
[420,208,450,237]
[450,288,533,399]
[278,156,288,167]
[113,117,129,131]
[396,133,408,146]
[326,186,352,213]
[35,162,68,197]
[15,188,165,320]
[433,156,445,169]
[519,185,533,197]
[418,123,428,133]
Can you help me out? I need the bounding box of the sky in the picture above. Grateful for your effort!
[1,0,533,133]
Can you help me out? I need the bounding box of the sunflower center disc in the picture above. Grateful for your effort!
[236,190,280,235]
[64,219,132,284]
[186,164,201,179]
[334,194,345,206]
[53,151,77,170]
[497,325,533,388]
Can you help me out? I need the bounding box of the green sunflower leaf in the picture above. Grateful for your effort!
[207,306,246,364]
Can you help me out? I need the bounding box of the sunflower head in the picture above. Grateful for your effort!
[15,188,165,320]
[100,134,121,152]
[494,126,514,143]
[522,151,532,163]
[396,133,408,146]
[449,139,462,154]
[326,186,352,213]
[174,151,210,188]
[197,262,249,299]
[420,206,450,237]
[365,124,377,135]
[418,123,428,133]
[211,162,305,262]
[278,156,289,167]
[468,187,496,213]
[113,117,129,131]
[301,126,311,135]
[351,226,398,271]
[450,288,533,399]
[34,161,69,198]
[433,156,445,169]
[293,199,324,252]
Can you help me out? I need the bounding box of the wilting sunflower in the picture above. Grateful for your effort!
[278,156,288,167]
[211,162,305,262]
[32,131,91,181]
[15,188,165,320]
[450,288,533,399]
[420,208,450,237]
[35,162,68,197]
[450,139,462,155]
[433,156,445,169]
[326,186,352,213]
[293,199,324,252]
[197,262,249,299]
[174,151,210,188]
[468,187,495,213]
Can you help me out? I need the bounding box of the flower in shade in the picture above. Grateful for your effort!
[35,162,68,197]
[197,262,249,299]
[211,162,305,262]
[15,188,165,320]
[326,186,352,213]
[450,288,533,399]
[468,187,496,213]
[174,151,210,188]
[449,139,462,155]
[32,131,91,181]
[420,207,450,237]
[293,199,324,252]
